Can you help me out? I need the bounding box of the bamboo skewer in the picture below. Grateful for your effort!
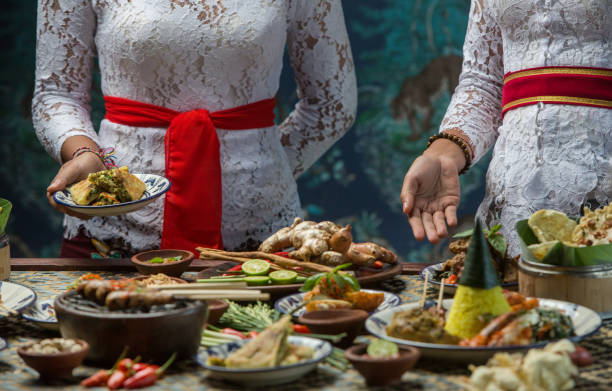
[437,278,445,311]
[155,282,248,290]
[420,270,430,308]
[167,290,270,301]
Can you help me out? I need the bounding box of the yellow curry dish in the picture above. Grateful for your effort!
[68,166,146,206]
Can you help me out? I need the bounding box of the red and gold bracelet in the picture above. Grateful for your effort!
[72,147,118,169]
[427,132,472,175]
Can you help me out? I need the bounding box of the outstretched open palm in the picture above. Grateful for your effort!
[401,155,461,243]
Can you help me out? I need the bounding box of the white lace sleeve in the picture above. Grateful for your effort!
[440,0,504,165]
[32,0,99,163]
[280,0,357,178]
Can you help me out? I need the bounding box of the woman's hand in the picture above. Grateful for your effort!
[401,139,465,243]
[46,152,106,219]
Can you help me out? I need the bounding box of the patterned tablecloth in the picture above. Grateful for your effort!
[1,271,610,390]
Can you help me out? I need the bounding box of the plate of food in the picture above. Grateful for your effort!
[21,299,57,330]
[52,166,170,217]
[198,315,332,386]
[368,220,602,363]
[197,218,403,296]
[274,263,401,317]
[0,280,36,315]
[422,223,518,294]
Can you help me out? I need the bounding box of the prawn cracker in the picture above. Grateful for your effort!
[528,210,576,243]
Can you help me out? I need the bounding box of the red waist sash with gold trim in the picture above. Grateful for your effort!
[501,66,612,117]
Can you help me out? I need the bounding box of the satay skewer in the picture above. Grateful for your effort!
[420,270,430,308]
[437,278,445,311]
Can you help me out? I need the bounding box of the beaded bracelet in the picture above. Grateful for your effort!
[72,147,118,169]
[427,133,472,175]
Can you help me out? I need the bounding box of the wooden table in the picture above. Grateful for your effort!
[1,258,610,390]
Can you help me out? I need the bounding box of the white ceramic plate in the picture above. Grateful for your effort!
[197,336,332,386]
[0,337,7,352]
[274,289,402,317]
[21,299,58,330]
[420,262,518,295]
[366,298,602,363]
[53,173,171,217]
[0,281,36,315]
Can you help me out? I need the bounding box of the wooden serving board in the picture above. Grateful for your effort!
[196,260,404,298]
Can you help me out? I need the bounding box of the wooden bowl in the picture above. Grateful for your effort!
[54,290,207,365]
[207,300,229,325]
[17,339,89,381]
[297,309,369,348]
[130,249,194,277]
[344,344,420,387]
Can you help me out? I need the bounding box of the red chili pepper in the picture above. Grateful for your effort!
[222,328,246,339]
[372,261,383,269]
[81,347,128,387]
[274,252,291,258]
[292,324,311,334]
[81,370,111,387]
[124,353,176,389]
[227,265,243,271]
[247,331,259,339]
[444,274,457,284]
[131,363,150,373]
[117,358,134,372]
[107,369,128,390]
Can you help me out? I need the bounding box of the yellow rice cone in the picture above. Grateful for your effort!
[444,285,511,339]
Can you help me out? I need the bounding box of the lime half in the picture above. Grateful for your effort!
[242,259,271,276]
[269,270,298,285]
[244,276,270,286]
[367,339,399,358]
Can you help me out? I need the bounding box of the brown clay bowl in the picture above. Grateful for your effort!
[207,299,229,325]
[297,309,369,348]
[130,249,194,277]
[344,343,420,387]
[54,290,207,365]
[17,339,89,381]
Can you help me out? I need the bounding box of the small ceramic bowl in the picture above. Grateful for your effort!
[17,339,89,381]
[344,343,420,387]
[298,309,369,348]
[207,299,230,325]
[130,249,194,277]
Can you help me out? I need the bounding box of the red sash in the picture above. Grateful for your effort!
[501,66,612,117]
[104,96,276,253]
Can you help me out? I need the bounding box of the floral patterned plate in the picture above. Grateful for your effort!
[366,298,602,363]
[274,289,401,317]
[53,173,171,217]
[21,299,58,330]
[197,336,332,386]
[0,281,36,315]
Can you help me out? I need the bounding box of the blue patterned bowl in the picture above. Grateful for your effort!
[197,336,332,386]
[274,289,402,317]
[0,281,36,315]
[53,173,170,217]
[21,299,57,330]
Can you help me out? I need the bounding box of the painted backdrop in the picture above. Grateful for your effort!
[1,0,490,261]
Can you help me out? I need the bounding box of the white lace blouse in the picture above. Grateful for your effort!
[440,0,611,255]
[33,0,357,253]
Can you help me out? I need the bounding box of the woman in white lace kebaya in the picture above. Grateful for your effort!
[33,1,357,256]
[401,0,611,256]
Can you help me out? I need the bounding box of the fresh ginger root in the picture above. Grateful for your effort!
[258,218,397,267]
